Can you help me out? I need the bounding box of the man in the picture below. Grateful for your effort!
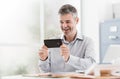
[38,4,96,73]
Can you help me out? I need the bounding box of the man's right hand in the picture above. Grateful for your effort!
[38,45,48,61]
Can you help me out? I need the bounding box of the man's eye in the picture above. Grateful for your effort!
[66,21,70,23]
[60,21,63,24]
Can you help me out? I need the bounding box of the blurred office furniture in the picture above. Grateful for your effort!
[112,3,120,19]
[99,19,120,63]
[94,64,120,79]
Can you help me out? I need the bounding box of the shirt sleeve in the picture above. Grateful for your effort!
[66,38,96,71]
[38,54,51,72]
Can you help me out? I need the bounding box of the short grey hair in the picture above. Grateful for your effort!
[58,4,78,18]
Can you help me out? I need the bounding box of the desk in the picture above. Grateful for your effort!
[1,75,69,79]
[0,74,95,79]
[1,64,120,79]
[1,74,120,79]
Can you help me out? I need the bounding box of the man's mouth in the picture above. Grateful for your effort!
[63,28,69,31]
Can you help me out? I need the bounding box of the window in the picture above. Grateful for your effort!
[0,0,40,75]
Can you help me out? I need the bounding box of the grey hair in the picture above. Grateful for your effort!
[58,4,78,18]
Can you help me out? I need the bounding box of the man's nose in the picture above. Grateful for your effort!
[62,23,67,27]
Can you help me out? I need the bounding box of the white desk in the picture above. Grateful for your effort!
[0,73,95,79]
[1,64,120,79]
[1,75,69,79]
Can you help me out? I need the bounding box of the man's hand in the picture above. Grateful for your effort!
[60,44,70,62]
[38,45,48,61]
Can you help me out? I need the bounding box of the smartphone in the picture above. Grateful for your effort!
[44,39,62,48]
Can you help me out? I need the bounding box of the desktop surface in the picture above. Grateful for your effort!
[1,64,120,79]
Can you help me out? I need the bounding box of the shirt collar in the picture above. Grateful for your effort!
[60,31,83,42]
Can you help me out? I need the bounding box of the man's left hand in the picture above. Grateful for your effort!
[60,44,70,62]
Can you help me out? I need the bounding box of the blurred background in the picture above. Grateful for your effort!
[0,0,120,76]
[0,0,81,76]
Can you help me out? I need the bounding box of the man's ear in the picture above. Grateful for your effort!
[76,17,79,24]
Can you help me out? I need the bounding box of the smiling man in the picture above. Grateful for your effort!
[38,4,97,73]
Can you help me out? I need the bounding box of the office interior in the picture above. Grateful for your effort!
[0,0,120,78]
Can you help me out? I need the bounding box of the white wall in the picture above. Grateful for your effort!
[82,0,120,62]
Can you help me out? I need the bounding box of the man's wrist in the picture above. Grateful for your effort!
[65,55,70,62]
[40,56,48,61]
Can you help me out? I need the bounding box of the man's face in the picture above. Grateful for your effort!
[59,14,79,36]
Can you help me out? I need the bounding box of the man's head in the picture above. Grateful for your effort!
[58,4,79,37]
[58,4,78,19]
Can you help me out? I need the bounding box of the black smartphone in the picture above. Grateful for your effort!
[44,39,62,48]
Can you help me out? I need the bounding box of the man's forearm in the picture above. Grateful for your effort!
[66,55,95,70]
[38,59,51,72]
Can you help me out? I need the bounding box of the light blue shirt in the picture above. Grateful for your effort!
[39,33,97,73]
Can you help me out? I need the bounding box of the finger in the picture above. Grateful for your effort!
[60,51,63,56]
[61,48,68,51]
[39,49,47,56]
[60,49,68,55]
[39,46,48,53]
[39,51,44,56]
[60,44,66,48]
[42,45,48,50]
[62,56,65,60]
